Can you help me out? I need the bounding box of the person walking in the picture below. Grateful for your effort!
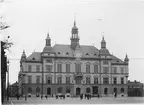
[25,95,27,101]
[81,93,83,100]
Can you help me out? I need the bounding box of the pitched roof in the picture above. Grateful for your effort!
[10,82,18,87]
[111,55,124,63]
[53,44,99,57]
[27,52,41,61]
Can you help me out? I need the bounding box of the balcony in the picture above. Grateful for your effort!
[74,72,83,80]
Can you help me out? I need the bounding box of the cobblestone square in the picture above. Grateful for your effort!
[3,97,144,105]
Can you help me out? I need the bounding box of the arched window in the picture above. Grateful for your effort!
[104,87,108,94]
[28,87,32,93]
[36,87,40,93]
[121,88,124,93]
[114,87,117,93]
[66,87,70,93]
[57,87,62,93]
[86,87,91,93]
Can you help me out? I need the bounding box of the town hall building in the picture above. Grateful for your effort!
[18,20,129,97]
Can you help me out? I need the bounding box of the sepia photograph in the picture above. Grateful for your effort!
[1,0,144,104]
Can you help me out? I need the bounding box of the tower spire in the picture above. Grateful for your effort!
[74,13,76,26]
[45,31,51,46]
[70,15,79,50]
[101,36,106,49]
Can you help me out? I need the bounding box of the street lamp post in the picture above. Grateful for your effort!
[21,74,26,100]
[7,60,9,101]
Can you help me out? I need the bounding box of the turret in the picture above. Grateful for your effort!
[20,50,26,62]
[70,20,80,50]
[43,32,53,52]
[101,36,106,49]
[46,32,51,46]
[124,54,129,64]
[99,36,109,55]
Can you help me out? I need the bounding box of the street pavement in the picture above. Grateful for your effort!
[2,96,144,105]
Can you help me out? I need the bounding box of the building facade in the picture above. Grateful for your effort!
[8,82,18,97]
[128,80,144,97]
[18,21,129,97]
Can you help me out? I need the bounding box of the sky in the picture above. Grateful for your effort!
[0,0,144,84]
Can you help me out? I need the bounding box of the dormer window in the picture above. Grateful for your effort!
[32,57,35,60]
[94,53,97,56]
[86,53,89,56]
[66,52,69,55]
[116,61,119,63]
[58,52,61,54]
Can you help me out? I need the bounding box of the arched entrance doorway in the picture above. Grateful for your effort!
[93,86,98,94]
[114,87,117,93]
[86,87,91,93]
[36,87,40,94]
[76,87,81,95]
[47,87,51,95]
[121,88,124,93]
[104,87,108,94]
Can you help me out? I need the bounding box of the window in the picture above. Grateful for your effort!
[86,53,89,56]
[66,64,70,73]
[57,87,62,93]
[28,76,32,84]
[75,64,81,73]
[103,60,108,65]
[103,67,109,73]
[36,65,40,72]
[46,59,52,63]
[86,77,91,84]
[121,88,124,93]
[113,77,117,84]
[46,76,52,84]
[28,87,32,93]
[103,77,109,84]
[94,53,97,56]
[86,64,90,73]
[66,87,70,93]
[66,52,69,55]
[57,77,62,84]
[86,87,91,93]
[57,64,62,72]
[104,87,108,94]
[36,76,40,84]
[28,65,32,72]
[113,67,117,73]
[36,87,40,93]
[45,65,52,72]
[94,65,98,73]
[113,87,117,93]
[76,79,81,84]
[66,77,70,84]
[94,77,98,84]
[121,68,124,74]
[121,77,124,84]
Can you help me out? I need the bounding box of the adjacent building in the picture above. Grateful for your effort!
[8,82,18,97]
[128,80,144,97]
[18,21,129,97]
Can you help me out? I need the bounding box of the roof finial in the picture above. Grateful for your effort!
[102,32,104,39]
[74,13,76,26]
[23,50,25,54]
[47,30,50,37]
[46,31,50,39]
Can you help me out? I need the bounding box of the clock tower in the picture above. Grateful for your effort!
[70,20,80,50]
